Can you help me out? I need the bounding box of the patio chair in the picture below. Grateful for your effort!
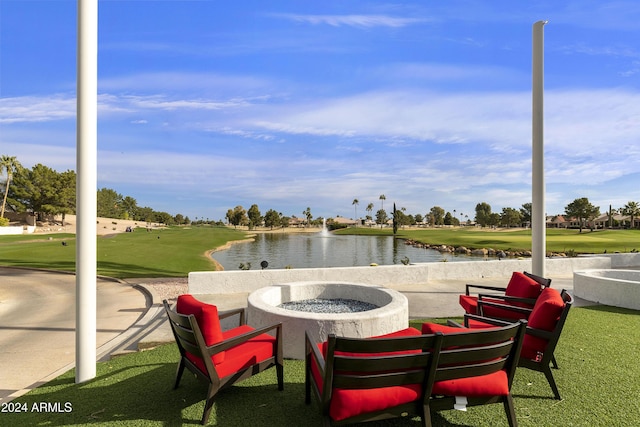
[305,327,443,426]
[448,288,573,400]
[164,295,284,425]
[459,271,551,321]
[422,321,528,427]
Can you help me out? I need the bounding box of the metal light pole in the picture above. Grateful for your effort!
[76,0,98,383]
[532,20,547,277]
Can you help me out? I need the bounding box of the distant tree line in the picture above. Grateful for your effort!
[0,156,189,225]
[4,155,638,231]
[225,204,322,230]
[223,196,640,234]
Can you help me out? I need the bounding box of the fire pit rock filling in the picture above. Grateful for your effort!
[247,281,409,359]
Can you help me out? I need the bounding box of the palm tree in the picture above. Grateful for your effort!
[366,203,374,215]
[1,155,21,218]
[622,201,640,229]
[379,194,386,211]
[303,207,312,228]
[352,199,359,226]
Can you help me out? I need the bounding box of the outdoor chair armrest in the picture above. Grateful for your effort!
[305,331,325,367]
[218,307,246,326]
[446,319,465,328]
[465,283,508,296]
[525,326,554,340]
[477,293,537,306]
[205,323,282,356]
[463,313,511,328]
[477,298,533,318]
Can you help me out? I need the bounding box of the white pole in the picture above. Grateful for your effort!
[532,20,547,277]
[76,0,98,383]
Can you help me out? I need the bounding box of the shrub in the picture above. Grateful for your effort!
[0,217,9,226]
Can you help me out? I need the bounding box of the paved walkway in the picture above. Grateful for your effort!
[0,268,154,403]
[0,267,581,403]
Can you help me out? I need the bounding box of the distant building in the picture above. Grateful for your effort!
[331,216,358,226]
[546,215,570,228]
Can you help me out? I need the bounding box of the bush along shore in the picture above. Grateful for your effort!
[402,239,574,259]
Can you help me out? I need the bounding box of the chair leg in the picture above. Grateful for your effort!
[305,358,311,404]
[551,355,559,369]
[174,358,186,389]
[277,363,284,391]
[201,385,217,425]
[422,404,433,427]
[503,394,518,427]
[305,377,311,404]
[543,366,562,400]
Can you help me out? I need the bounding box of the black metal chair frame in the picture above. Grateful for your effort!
[163,300,284,424]
[459,289,573,400]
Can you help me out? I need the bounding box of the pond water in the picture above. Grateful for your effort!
[211,232,482,270]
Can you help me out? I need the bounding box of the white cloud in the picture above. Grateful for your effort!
[274,13,429,28]
[0,95,75,123]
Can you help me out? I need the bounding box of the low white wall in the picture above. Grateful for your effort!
[189,256,613,295]
[574,269,640,310]
[600,253,640,268]
[0,225,35,235]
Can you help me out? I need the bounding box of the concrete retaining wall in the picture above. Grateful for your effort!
[189,256,615,295]
[600,253,640,268]
[574,269,640,310]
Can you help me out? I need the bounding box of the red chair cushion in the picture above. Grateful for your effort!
[465,318,496,329]
[459,294,479,314]
[320,327,422,358]
[186,325,277,378]
[176,294,225,363]
[521,288,565,360]
[505,271,543,301]
[465,289,566,361]
[312,327,423,421]
[460,295,527,320]
[421,322,465,335]
[432,370,510,397]
[461,272,541,318]
[330,384,423,421]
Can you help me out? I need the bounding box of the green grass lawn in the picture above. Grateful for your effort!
[2,226,639,279]
[337,227,640,254]
[0,225,248,278]
[3,306,638,426]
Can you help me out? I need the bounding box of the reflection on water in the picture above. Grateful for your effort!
[212,232,481,270]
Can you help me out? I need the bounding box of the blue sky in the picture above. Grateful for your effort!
[1,1,639,221]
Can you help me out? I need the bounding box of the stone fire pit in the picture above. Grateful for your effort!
[247,281,409,359]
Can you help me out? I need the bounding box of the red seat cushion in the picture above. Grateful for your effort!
[330,384,423,421]
[176,294,225,363]
[421,322,465,335]
[320,327,422,358]
[460,295,526,320]
[432,370,510,397]
[465,318,496,329]
[521,288,565,360]
[461,272,541,318]
[459,294,480,315]
[312,327,423,421]
[185,325,277,378]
